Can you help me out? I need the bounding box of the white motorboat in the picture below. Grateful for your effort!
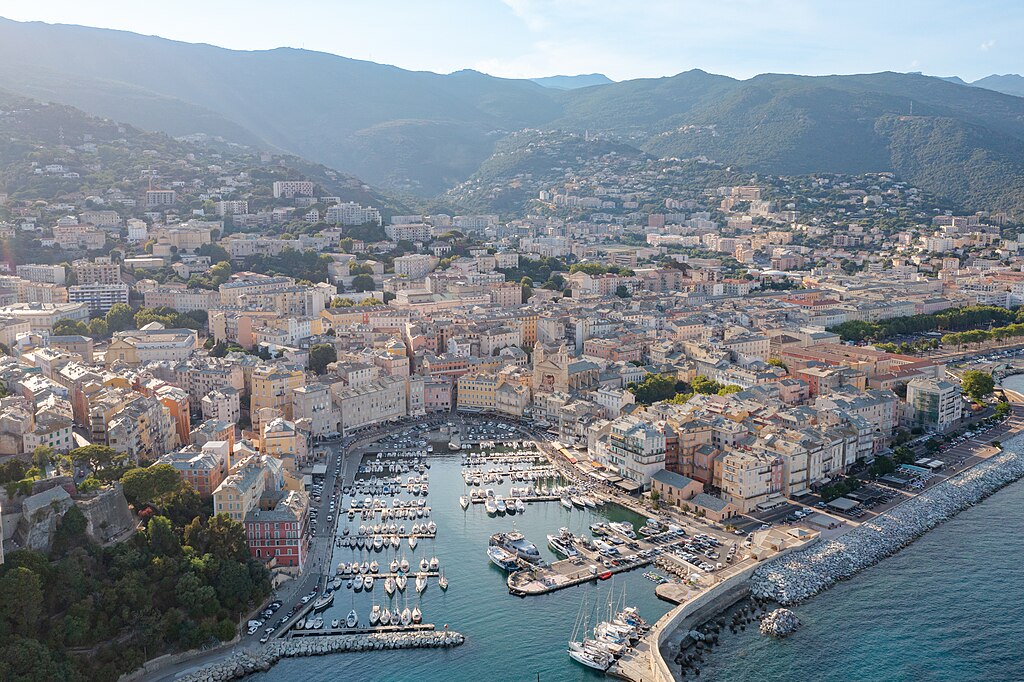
[561,496,573,510]
[389,558,399,573]
[391,535,400,548]
[369,560,379,573]
[373,536,384,551]
[459,495,469,510]
[515,498,526,514]
[419,557,430,572]
[331,619,340,629]
[485,498,498,515]
[346,609,358,628]
[426,520,437,534]
[353,577,363,592]
[363,575,374,591]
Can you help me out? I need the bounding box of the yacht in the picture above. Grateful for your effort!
[411,605,422,624]
[568,644,614,671]
[408,535,418,550]
[487,545,520,572]
[415,573,427,593]
[489,531,543,564]
[396,574,408,592]
[571,495,586,508]
[363,575,374,591]
[514,498,526,514]
[389,558,399,573]
[370,604,381,627]
[438,570,448,591]
[484,497,498,516]
[459,495,470,510]
[379,607,391,626]
[331,619,340,629]
[346,610,358,628]
[385,576,396,596]
[561,496,573,510]
[426,520,438,534]
[311,591,335,612]
[401,607,412,626]
[419,557,430,572]
[428,556,439,571]
[399,556,410,573]
[495,497,507,515]
[547,528,580,559]
[608,522,637,539]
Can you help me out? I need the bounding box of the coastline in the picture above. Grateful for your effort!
[649,432,1024,681]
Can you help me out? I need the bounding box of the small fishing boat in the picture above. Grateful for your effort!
[332,619,340,629]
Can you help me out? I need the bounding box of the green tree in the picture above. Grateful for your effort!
[0,567,43,636]
[69,444,118,474]
[627,374,678,405]
[52,319,89,336]
[105,303,135,332]
[121,465,184,507]
[308,343,337,374]
[147,516,182,557]
[614,285,630,298]
[691,375,724,395]
[31,445,53,472]
[351,274,375,292]
[767,358,788,371]
[994,401,1012,420]
[961,370,995,403]
[88,317,109,337]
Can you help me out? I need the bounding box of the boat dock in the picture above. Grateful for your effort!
[507,554,652,596]
[288,623,438,638]
[469,495,560,504]
[334,570,440,579]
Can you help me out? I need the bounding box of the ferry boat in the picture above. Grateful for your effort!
[489,531,542,564]
[547,528,580,558]
[487,545,520,571]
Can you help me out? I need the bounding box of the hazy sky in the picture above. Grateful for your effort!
[3,1,1021,81]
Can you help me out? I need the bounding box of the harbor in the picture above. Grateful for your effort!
[248,422,678,681]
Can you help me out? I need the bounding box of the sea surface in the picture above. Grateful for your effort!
[696,474,1024,681]
[251,445,673,682]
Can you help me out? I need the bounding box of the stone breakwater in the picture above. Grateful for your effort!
[750,447,1024,605]
[759,608,800,638]
[175,631,465,682]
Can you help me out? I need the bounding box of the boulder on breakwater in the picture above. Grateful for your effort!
[750,447,1024,605]
[175,630,465,682]
[759,608,800,638]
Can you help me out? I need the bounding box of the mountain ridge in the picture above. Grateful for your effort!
[0,17,1023,215]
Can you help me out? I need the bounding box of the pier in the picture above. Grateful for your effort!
[288,623,438,638]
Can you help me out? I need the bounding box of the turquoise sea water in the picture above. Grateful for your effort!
[252,448,673,682]
[697,476,1024,682]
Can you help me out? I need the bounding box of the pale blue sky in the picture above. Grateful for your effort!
[3,1,1021,81]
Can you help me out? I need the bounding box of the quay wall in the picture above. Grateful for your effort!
[648,539,813,682]
[751,439,1024,605]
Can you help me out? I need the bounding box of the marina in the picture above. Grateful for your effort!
[257,424,676,681]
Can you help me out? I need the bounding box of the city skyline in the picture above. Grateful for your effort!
[2,0,1021,82]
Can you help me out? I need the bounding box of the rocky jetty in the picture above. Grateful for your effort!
[176,631,465,682]
[759,608,800,638]
[751,447,1024,605]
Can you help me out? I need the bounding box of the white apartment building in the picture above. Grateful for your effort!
[273,180,315,198]
[292,383,338,437]
[604,415,666,490]
[201,388,241,425]
[393,254,439,279]
[16,264,66,285]
[906,377,963,432]
[68,283,130,314]
[326,202,381,226]
[332,376,408,435]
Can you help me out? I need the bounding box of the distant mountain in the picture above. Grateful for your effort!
[2,17,1024,216]
[530,74,614,90]
[971,74,1024,98]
